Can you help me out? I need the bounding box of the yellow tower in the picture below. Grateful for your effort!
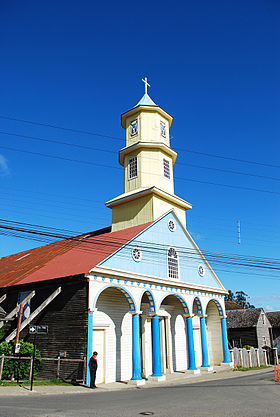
[106,78,192,231]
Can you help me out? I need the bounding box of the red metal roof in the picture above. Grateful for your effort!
[0,222,152,288]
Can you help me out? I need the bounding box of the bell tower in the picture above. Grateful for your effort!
[106,78,192,231]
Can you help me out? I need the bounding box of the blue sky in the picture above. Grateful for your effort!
[0,0,279,310]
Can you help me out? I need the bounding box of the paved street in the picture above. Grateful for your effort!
[0,369,279,417]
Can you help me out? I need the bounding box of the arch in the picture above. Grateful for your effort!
[206,299,224,317]
[192,296,204,316]
[93,284,136,312]
[159,293,189,315]
[140,290,156,313]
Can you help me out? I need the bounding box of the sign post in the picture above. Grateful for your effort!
[29,325,48,391]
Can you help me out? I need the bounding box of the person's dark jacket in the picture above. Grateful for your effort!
[89,356,98,371]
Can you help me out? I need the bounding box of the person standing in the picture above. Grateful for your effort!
[89,351,98,388]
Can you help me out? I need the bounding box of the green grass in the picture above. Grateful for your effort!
[0,378,75,386]
[235,365,270,372]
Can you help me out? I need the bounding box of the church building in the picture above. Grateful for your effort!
[0,79,232,385]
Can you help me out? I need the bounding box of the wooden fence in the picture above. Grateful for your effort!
[229,347,279,368]
[0,354,87,383]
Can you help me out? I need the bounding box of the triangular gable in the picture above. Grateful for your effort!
[99,211,225,290]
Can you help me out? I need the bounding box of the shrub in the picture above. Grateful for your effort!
[0,340,42,380]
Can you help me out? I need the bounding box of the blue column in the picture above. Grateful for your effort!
[86,311,93,385]
[200,316,210,367]
[221,317,231,363]
[151,315,162,377]
[131,313,143,381]
[186,316,197,370]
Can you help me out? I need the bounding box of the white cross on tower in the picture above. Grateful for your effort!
[141,77,151,95]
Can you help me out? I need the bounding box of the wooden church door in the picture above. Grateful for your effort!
[93,328,106,384]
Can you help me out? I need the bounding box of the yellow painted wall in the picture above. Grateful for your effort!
[124,150,174,195]
[152,195,186,228]
[125,111,170,147]
[111,195,153,231]
[111,194,186,231]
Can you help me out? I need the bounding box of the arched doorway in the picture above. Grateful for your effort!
[160,294,189,373]
[192,297,203,368]
[206,299,224,365]
[94,286,136,383]
[140,290,156,378]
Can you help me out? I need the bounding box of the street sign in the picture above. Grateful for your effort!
[29,324,48,335]
[36,325,48,335]
[15,343,20,353]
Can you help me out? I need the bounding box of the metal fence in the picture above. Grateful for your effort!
[0,354,87,383]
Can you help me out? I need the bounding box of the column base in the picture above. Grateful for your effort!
[200,366,213,372]
[128,378,146,386]
[149,375,166,382]
[222,361,234,368]
[186,369,200,375]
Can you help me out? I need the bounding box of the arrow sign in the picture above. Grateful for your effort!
[29,325,37,334]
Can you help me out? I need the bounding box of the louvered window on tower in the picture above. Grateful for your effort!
[168,247,179,279]
[128,156,138,179]
[163,158,170,179]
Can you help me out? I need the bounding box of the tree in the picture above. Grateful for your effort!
[225,290,255,309]
[234,291,255,309]
[225,289,235,302]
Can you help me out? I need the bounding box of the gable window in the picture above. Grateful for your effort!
[168,247,179,279]
[128,156,137,179]
[163,158,170,179]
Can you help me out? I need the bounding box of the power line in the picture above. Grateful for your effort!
[1,113,279,169]
[1,219,280,272]
[0,115,122,142]
[1,144,280,196]
[1,184,278,233]
[1,129,280,182]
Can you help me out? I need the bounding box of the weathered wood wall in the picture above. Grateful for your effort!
[228,327,257,348]
[0,277,88,380]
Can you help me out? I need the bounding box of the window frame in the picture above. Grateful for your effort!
[128,156,138,180]
[160,120,167,138]
[167,246,179,280]
[129,118,138,138]
[163,158,170,179]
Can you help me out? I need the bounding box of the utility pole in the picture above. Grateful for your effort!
[237,220,241,244]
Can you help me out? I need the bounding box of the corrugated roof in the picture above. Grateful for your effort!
[0,222,152,288]
[266,311,280,328]
[226,308,264,328]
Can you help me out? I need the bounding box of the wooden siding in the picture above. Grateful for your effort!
[228,328,257,348]
[256,312,272,348]
[0,278,88,380]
